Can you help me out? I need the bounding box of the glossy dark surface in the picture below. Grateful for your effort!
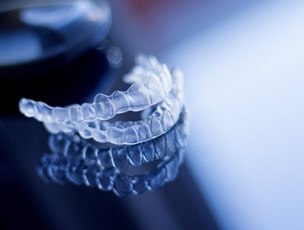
[0,35,218,230]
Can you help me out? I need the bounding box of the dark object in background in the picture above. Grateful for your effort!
[0,0,111,114]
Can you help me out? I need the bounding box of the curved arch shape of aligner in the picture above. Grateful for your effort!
[19,54,173,123]
[43,68,184,145]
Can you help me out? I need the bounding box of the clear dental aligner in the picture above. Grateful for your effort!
[47,108,188,172]
[43,68,184,145]
[37,144,184,197]
[19,54,173,123]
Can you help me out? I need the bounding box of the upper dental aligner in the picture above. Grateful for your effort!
[19,54,173,123]
[43,68,184,145]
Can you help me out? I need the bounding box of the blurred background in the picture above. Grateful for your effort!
[1,0,304,229]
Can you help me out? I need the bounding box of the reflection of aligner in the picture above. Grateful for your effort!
[38,148,183,196]
[37,108,188,196]
[19,54,173,122]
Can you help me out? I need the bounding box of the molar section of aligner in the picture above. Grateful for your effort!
[126,83,151,111]
[110,91,130,114]
[94,94,115,120]
[81,103,96,121]
[19,98,36,117]
[53,107,69,123]
[69,105,84,123]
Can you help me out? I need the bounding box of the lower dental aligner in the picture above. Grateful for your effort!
[19,54,173,123]
[47,107,188,172]
[43,68,184,145]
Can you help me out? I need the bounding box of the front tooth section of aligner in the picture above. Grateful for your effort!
[94,94,115,120]
[144,74,165,104]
